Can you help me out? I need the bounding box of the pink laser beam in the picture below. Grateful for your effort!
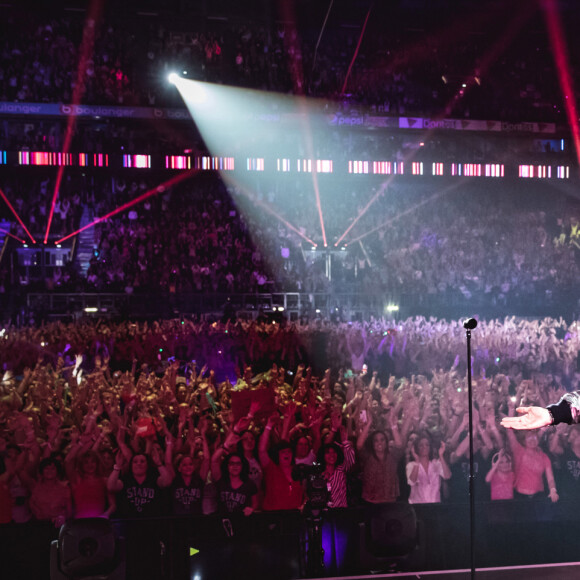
[0,227,26,244]
[0,187,36,244]
[347,180,466,245]
[44,0,104,243]
[54,170,197,245]
[542,0,580,171]
[341,5,373,95]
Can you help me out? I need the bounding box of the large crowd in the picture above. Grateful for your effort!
[1,313,580,526]
[1,0,580,536]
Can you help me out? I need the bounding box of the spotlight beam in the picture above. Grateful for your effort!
[170,76,320,256]
[54,170,198,245]
[0,227,25,244]
[44,0,104,243]
[347,180,466,245]
[223,175,317,247]
[542,0,580,171]
[0,187,36,244]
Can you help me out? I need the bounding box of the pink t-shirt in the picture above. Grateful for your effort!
[512,446,551,495]
[489,471,515,500]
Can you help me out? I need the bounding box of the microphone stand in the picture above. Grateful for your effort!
[463,318,477,580]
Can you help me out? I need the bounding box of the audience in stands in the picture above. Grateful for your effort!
[0,6,572,123]
[3,169,580,326]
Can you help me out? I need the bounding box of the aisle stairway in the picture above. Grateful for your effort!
[75,206,96,275]
[0,220,12,264]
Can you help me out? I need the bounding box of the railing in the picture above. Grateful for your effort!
[3,501,580,580]
[22,291,392,321]
[14,289,580,324]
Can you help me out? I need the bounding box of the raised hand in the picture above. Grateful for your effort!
[151,445,163,467]
[500,406,552,430]
[235,402,259,433]
[248,400,260,417]
[114,449,127,471]
[266,413,280,429]
[411,445,420,462]
[330,411,342,432]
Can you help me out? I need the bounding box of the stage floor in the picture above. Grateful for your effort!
[303,562,580,579]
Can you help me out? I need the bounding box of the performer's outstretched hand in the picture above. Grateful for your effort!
[500,406,551,430]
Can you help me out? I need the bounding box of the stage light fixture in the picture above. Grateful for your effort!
[168,72,179,85]
[50,518,125,580]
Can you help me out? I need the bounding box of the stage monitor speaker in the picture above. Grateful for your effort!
[359,503,424,572]
[366,503,418,556]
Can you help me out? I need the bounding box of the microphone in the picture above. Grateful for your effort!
[463,318,478,330]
